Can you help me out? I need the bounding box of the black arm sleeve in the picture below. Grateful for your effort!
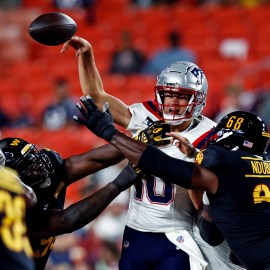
[138,145,194,189]
[27,183,121,237]
[197,212,225,246]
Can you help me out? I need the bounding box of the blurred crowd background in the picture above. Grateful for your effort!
[1,0,270,269]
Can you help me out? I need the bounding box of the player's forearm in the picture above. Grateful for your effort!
[77,48,103,97]
[110,131,148,165]
[110,132,194,189]
[188,190,203,210]
[137,145,194,189]
[66,144,124,183]
[60,182,120,233]
[197,206,225,246]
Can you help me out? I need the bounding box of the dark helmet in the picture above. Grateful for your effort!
[0,138,54,188]
[208,111,270,155]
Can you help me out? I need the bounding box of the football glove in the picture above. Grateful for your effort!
[73,95,117,142]
[134,120,171,146]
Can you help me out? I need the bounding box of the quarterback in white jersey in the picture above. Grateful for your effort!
[62,36,245,270]
[126,102,214,234]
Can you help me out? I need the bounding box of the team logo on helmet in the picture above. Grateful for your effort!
[190,67,204,85]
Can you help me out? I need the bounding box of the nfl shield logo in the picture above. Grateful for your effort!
[176,235,184,244]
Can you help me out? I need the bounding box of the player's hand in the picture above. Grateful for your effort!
[61,36,92,57]
[167,132,198,158]
[73,95,118,141]
[112,163,142,191]
[135,120,171,146]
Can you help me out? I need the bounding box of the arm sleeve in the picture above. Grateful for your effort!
[138,145,194,189]
[197,211,225,246]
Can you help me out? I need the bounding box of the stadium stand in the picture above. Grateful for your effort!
[2,2,270,151]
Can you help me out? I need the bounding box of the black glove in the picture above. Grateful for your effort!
[134,120,171,146]
[112,163,142,192]
[73,95,118,142]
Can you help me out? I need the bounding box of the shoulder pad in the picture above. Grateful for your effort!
[196,146,222,169]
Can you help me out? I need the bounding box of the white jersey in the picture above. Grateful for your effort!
[125,101,246,269]
[126,102,215,233]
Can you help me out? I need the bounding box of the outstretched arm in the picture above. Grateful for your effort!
[73,96,218,194]
[65,143,124,185]
[61,36,131,128]
[28,164,140,237]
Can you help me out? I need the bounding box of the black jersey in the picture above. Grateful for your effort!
[198,145,270,270]
[26,149,68,270]
[0,167,34,270]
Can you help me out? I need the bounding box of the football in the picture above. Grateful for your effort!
[28,12,77,46]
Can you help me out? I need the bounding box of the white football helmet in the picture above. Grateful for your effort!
[155,61,208,125]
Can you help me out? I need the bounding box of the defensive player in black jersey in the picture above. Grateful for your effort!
[74,96,270,270]
[0,149,35,270]
[0,138,139,270]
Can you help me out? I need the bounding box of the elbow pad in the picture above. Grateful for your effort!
[138,145,193,189]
